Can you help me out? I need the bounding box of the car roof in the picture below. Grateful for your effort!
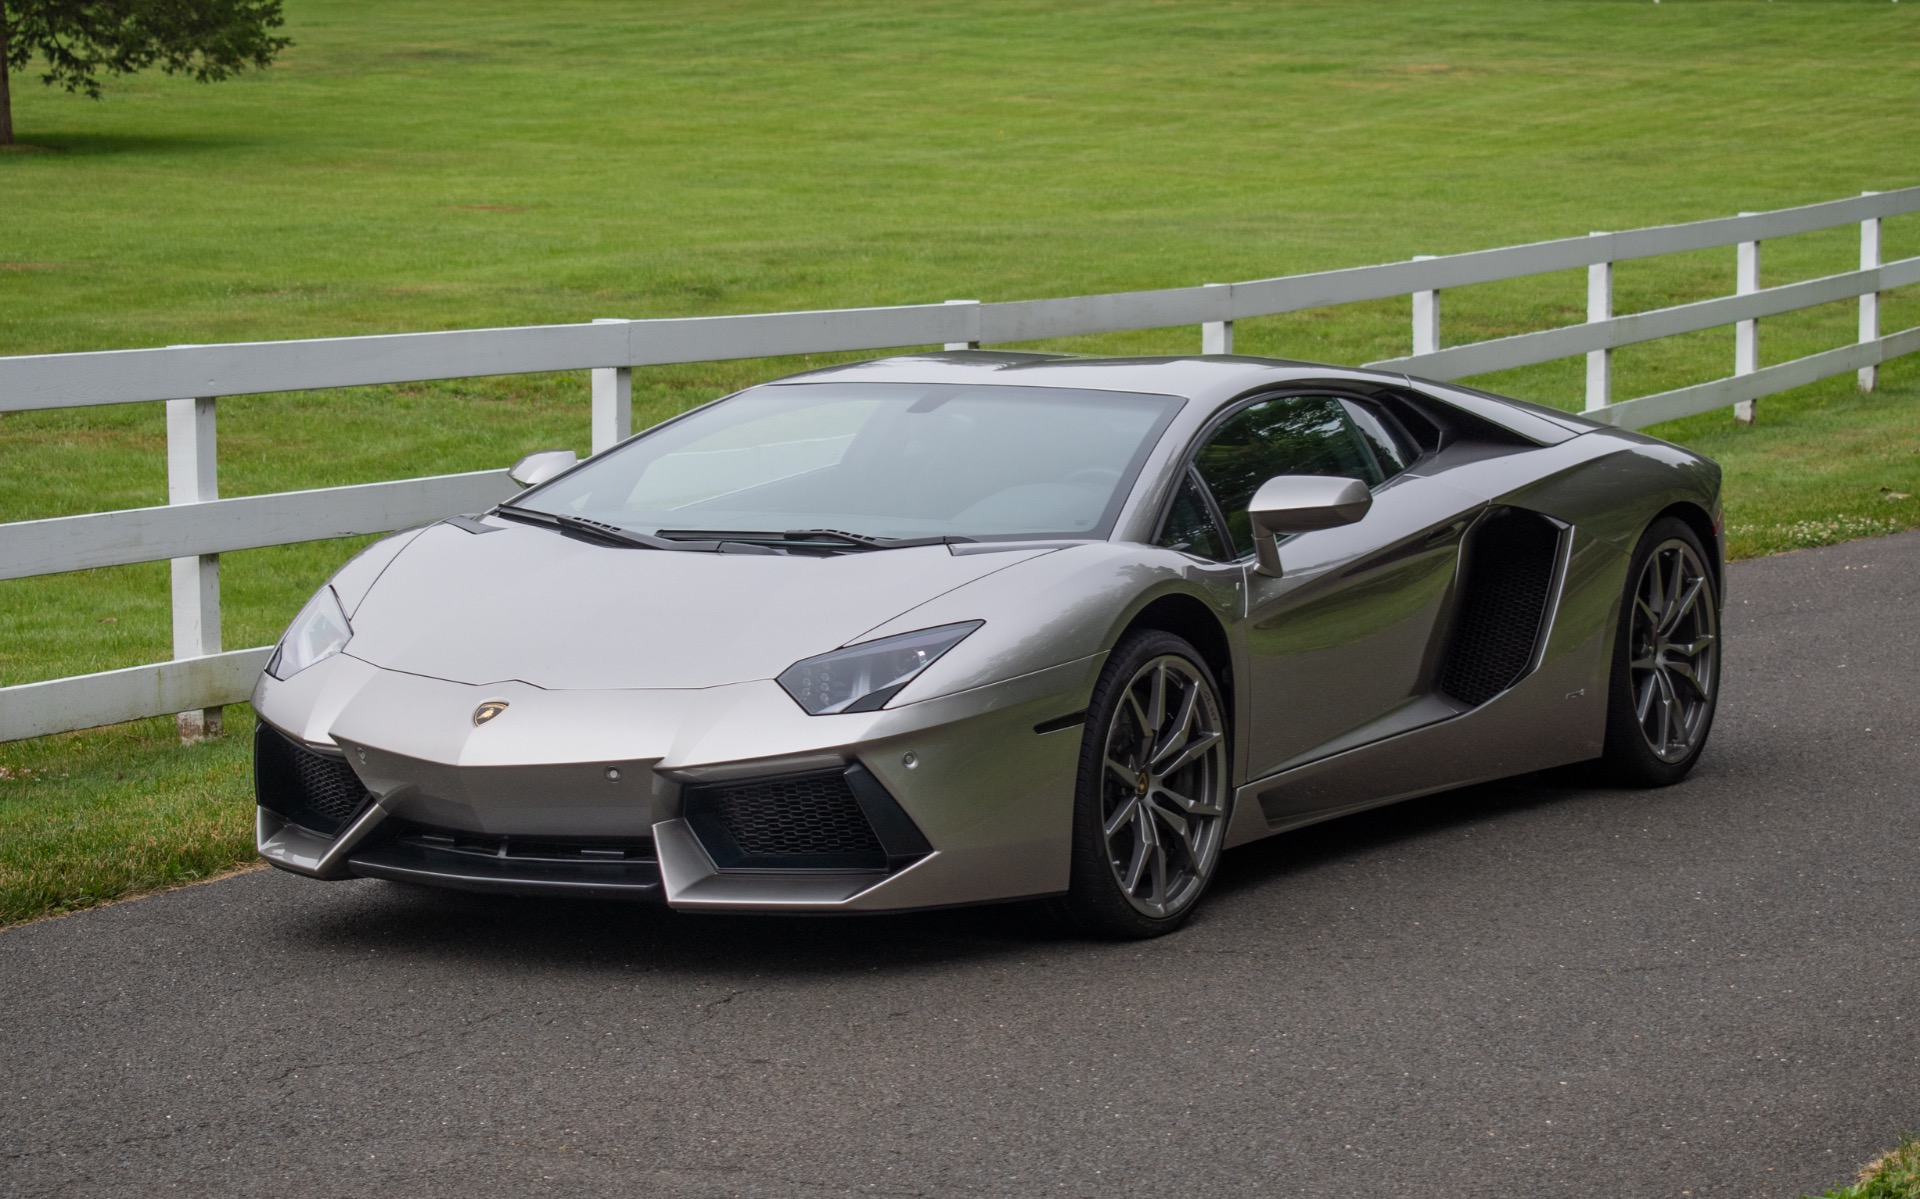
[765,351,1602,445]
[766,351,1398,403]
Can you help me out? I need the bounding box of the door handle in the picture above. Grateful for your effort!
[1421,520,1466,547]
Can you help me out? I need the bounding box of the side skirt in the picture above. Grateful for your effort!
[1223,640,1604,849]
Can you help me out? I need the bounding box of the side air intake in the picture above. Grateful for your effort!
[1438,508,1564,707]
[254,722,376,836]
[683,764,931,872]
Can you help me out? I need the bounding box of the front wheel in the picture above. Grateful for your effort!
[1598,517,1721,786]
[1057,630,1232,939]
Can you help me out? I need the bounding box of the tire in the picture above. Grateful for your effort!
[1598,516,1721,786]
[1057,630,1233,939]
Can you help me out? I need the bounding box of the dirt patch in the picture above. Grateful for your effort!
[0,262,60,272]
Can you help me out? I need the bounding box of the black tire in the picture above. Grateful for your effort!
[1598,516,1721,787]
[1056,629,1233,939]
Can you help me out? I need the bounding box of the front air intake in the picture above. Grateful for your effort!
[255,722,376,836]
[683,764,931,872]
[1438,508,1564,707]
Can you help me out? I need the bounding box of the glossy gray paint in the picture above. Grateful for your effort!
[1247,475,1374,575]
[254,353,1723,913]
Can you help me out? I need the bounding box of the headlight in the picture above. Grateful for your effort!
[777,622,983,715]
[266,586,353,681]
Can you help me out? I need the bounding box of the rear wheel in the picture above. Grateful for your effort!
[1058,630,1231,939]
[1599,517,1720,786]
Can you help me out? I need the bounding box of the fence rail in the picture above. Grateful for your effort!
[2,187,1917,743]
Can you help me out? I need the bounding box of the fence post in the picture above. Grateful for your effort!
[590,318,632,455]
[1734,219,1762,424]
[943,299,981,351]
[166,395,221,742]
[1585,233,1613,413]
[1860,191,1882,393]
[1201,282,1234,354]
[1411,256,1440,357]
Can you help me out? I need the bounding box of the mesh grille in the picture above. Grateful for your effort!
[255,722,374,836]
[290,745,374,826]
[1439,510,1561,707]
[703,773,882,857]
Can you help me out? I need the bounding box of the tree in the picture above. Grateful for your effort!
[0,0,290,145]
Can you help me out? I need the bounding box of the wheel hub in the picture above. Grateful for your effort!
[1099,655,1230,920]
[1628,538,1719,764]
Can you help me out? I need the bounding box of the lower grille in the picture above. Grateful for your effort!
[1439,508,1563,707]
[255,722,375,836]
[347,822,663,900]
[389,824,656,865]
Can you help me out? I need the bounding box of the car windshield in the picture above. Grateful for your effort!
[507,381,1183,543]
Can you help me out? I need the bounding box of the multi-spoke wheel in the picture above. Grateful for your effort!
[1600,517,1721,785]
[1060,630,1231,938]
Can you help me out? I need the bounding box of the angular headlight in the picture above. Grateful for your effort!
[266,586,353,681]
[777,622,983,715]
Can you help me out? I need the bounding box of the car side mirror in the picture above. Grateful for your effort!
[508,449,578,489]
[1247,475,1372,577]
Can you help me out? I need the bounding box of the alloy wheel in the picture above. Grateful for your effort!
[1628,538,1719,764]
[1099,655,1230,919]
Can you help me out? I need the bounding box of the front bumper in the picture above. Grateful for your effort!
[253,650,1099,912]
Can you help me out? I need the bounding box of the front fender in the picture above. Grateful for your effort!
[871,543,1242,707]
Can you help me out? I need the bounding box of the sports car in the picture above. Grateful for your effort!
[253,352,1723,937]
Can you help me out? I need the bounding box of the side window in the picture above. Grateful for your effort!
[1194,394,1382,556]
[1155,472,1230,561]
[1341,399,1417,478]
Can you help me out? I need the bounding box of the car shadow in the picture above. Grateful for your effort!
[278,767,1618,976]
[279,874,1065,979]
[1206,765,1606,901]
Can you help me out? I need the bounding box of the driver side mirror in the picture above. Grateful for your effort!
[1247,475,1372,577]
[509,449,579,489]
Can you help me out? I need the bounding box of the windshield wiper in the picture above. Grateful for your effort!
[494,506,682,551]
[654,528,974,552]
[794,528,976,549]
[493,512,970,554]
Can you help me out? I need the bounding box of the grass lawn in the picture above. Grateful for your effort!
[3,0,1920,924]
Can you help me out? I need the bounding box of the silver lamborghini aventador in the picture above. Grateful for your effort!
[253,353,1723,937]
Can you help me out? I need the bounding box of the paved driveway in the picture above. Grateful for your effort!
[3,533,1917,1198]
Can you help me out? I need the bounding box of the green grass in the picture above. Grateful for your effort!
[3,0,1920,924]
[0,711,259,926]
[1805,1138,1920,1199]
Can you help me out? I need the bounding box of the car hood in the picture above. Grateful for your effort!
[340,521,1054,690]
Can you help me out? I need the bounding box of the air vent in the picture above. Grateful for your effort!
[254,722,375,836]
[1439,509,1563,707]
[683,764,930,872]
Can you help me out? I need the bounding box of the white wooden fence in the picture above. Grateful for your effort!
[2,188,1917,744]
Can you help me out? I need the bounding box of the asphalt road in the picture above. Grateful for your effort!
[4,532,1918,1199]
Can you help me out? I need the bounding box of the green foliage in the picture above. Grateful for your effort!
[1804,1137,1920,1199]
[0,0,289,142]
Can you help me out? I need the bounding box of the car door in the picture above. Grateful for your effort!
[1187,391,1485,784]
